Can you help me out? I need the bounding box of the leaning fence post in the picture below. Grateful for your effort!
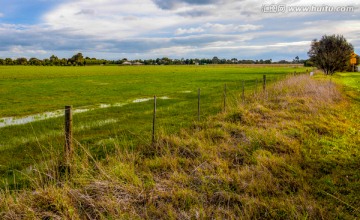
[198,88,201,121]
[223,84,227,112]
[65,106,73,175]
[152,96,156,144]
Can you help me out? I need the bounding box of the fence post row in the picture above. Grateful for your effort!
[60,72,304,153]
[64,106,73,174]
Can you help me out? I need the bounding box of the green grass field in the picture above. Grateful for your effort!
[0,67,359,219]
[0,65,308,184]
[0,65,306,117]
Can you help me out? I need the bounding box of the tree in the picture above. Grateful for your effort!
[69,53,84,65]
[29,57,42,65]
[293,56,300,63]
[212,56,219,64]
[49,55,59,65]
[5,58,14,65]
[264,59,272,64]
[308,35,353,75]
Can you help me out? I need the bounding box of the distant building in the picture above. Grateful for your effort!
[122,61,132,65]
[133,62,144,65]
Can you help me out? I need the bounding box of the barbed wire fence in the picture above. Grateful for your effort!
[1,71,310,179]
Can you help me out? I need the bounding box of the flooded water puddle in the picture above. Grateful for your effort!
[100,104,112,108]
[0,108,90,128]
[132,96,170,103]
[133,98,152,103]
[0,97,171,128]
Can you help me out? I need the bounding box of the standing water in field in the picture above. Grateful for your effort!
[132,96,170,103]
[0,97,171,128]
[0,109,89,128]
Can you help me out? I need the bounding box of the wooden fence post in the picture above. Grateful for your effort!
[198,88,200,121]
[152,96,156,144]
[255,78,258,96]
[263,75,266,92]
[242,80,245,104]
[64,106,73,174]
[223,84,227,112]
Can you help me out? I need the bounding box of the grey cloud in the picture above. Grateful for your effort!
[44,35,244,54]
[75,9,95,15]
[239,10,258,17]
[0,23,278,57]
[0,26,94,52]
[177,9,212,17]
[152,0,216,9]
[170,35,239,46]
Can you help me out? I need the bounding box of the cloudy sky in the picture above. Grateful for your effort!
[0,0,359,61]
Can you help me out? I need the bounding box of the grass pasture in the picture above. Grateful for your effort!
[0,65,308,185]
[0,70,359,219]
[0,65,306,117]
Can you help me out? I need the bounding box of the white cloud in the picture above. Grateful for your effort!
[42,0,181,39]
[8,45,47,57]
[269,41,310,47]
[0,13,4,18]
[175,27,204,35]
[174,23,262,36]
[204,23,263,32]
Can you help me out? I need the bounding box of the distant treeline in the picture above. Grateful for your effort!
[0,53,312,66]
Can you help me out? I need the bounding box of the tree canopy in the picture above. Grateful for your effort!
[308,35,354,75]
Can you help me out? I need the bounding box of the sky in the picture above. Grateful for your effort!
[0,0,359,61]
